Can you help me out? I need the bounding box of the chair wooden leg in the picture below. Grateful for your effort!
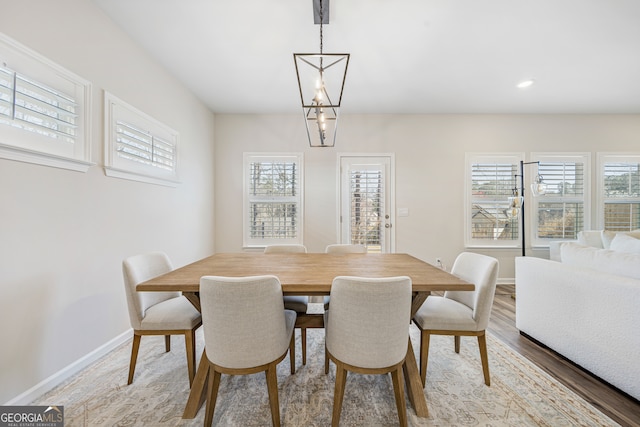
[324,346,329,374]
[391,366,408,427]
[127,334,141,385]
[454,335,460,353]
[477,332,491,386]
[331,362,348,427]
[165,335,171,352]
[419,331,430,387]
[265,362,281,427]
[184,330,196,386]
[289,332,296,375]
[204,365,221,427]
[301,327,307,365]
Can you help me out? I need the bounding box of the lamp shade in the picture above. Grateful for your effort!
[530,174,547,196]
[506,195,524,219]
[294,53,349,147]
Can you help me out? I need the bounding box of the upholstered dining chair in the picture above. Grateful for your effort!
[322,244,367,309]
[324,243,367,254]
[199,275,296,427]
[264,244,309,369]
[122,252,202,386]
[413,252,499,387]
[324,276,412,427]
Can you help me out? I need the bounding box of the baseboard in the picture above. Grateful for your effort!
[497,278,515,285]
[4,329,132,405]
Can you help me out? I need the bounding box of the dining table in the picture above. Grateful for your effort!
[137,252,474,419]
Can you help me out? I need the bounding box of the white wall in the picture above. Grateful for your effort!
[0,0,215,403]
[214,114,640,278]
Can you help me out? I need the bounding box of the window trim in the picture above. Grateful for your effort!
[243,152,304,249]
[596,152,640,231]
[529,152,591,247]
[103,91,179,187]
[0,32,92,172]
[465,152,524,248]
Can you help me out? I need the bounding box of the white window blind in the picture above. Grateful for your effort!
[0,33,91,171]
[243,153,303,247]
[104,91,178,186]
[0,66,77,143]
[466,154,522,247]
[599,155,640,231]
[531,154,589,245]
[115,121,175,171]
[349,168,383,252]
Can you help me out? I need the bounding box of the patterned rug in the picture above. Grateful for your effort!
[32,309,618,426]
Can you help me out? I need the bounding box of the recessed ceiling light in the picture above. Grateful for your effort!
[517,79,535,89]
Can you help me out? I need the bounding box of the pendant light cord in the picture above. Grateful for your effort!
[319,0,323,54]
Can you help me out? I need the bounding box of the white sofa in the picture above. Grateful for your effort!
[515,230,640,401]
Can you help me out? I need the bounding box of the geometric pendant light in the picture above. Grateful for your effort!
[294,0,349,147]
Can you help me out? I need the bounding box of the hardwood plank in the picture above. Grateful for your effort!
[488,285,640,427]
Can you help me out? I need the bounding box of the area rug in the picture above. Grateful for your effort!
[31,308,618,426]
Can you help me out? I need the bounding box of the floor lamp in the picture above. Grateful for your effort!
[507,161,546,297]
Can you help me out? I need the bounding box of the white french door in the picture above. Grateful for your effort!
[339,155,395,253]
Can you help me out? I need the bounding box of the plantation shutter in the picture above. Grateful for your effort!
[244,154,303,246]
[470,162,519,241]
[0,65,78,144]
[603,162,640,231]
[349,168,383,252]
[535,161,585,240]
[115,121,176,172]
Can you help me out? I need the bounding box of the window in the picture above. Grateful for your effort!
[530,153,590,246]
[243,153,303,247]
[0,33,91,171]
[104,91,179,186]
[597,154,640,231]
[465,153,522,248]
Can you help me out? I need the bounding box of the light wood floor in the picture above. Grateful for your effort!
[485,285,640,427]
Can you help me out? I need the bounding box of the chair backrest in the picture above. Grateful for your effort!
[263,244,307,253]
[444,252,499,330]
[326,276,412,369]
[325,244,367,254]
[199,275,290,369]
[122,252,179,329]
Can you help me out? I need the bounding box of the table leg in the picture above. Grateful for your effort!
[183,292,201,312]
[183,349,209,418]
[403,339,429,417]
[404,290,430,417]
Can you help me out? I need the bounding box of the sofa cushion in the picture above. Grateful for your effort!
[577,230,603,248]
[610,233,640,254]
[561,242,640,280]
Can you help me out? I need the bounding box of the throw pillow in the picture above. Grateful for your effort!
[561,242,640,280]
[610,233,640,254]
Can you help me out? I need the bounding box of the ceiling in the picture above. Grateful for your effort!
[92,0,640,115]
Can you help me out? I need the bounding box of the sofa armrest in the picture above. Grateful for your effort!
[515,256,640,400]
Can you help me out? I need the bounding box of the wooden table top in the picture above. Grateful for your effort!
[137,252,473,295]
